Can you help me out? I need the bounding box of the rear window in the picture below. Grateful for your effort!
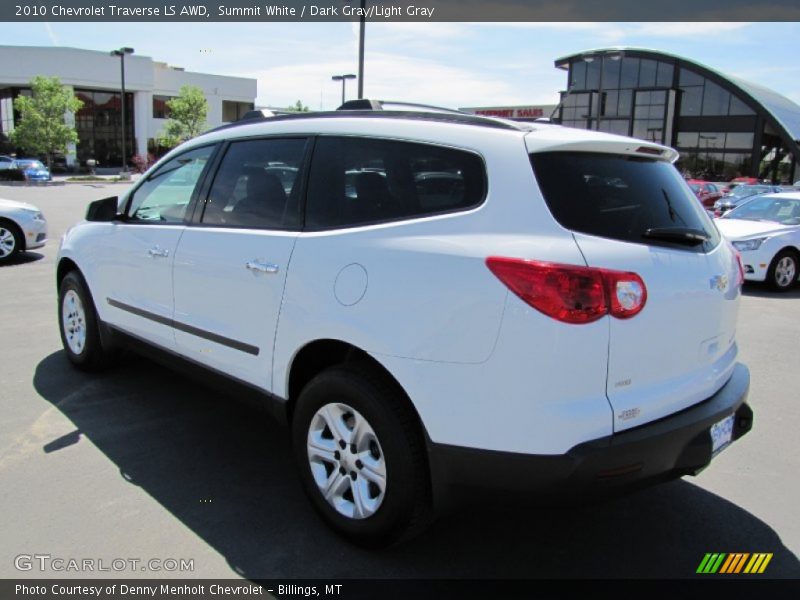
[530,152,719,252]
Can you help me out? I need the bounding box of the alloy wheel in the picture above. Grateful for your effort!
[306,402,387,520]
[62,289,87,355]
[775,255,797,288]
[0,227,16,258]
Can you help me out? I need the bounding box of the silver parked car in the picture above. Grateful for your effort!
[0,198,48,263]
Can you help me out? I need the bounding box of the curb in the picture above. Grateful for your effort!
[0,181,66,187]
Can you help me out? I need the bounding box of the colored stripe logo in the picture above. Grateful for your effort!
[697,553,773,574]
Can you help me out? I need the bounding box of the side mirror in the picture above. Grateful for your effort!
[86,196,121,222]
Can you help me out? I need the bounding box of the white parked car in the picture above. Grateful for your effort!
[716,192,800,291]
[0,198,48,263]
[56,106,752,545]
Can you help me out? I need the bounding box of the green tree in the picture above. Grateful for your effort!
[10,76,83,169]
[288,100,310,112]
[157,85,208,148]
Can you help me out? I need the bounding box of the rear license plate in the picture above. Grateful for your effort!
[710,415,735,456]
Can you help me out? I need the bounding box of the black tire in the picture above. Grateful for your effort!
[291,364,432,546]
[766,249,799,292]
[58,270,114,370]
[0,219,23,264]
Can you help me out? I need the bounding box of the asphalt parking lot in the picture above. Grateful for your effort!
[1,182,799,579]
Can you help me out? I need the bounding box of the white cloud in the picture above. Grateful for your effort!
[630,22,751,37]
[251,50,561,110]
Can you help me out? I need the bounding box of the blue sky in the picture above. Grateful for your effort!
[1,21,800,110]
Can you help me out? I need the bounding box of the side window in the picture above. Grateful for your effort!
[127,145,215,223]
[200,138,307,230]
[306,137,486,229]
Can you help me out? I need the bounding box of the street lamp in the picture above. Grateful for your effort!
[358,0,366,99]
[699,134,717,177]
[110,47,134,175]
[331,74,357,106]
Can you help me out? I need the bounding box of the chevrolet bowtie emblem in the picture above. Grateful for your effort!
[710,274,729,291]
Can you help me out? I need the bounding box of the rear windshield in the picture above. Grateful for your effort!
[530,152,719,252]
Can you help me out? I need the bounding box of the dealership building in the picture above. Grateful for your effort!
[553,47,800,183]
[0,45,256,168]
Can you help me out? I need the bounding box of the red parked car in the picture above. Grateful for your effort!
[687,179,723,208]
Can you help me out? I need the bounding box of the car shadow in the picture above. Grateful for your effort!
[742,282,800,299]
[33,351,800,579]
[0,251,44,267]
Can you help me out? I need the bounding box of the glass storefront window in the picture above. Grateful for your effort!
[729,95,755,116]
[570,60,586,90]
[585,59,601,90]
[620,57,640,88]
[152,95,174,119]
[74,88,134,168]
[602,90,618,117]
[617,90,632,116]
[702,80,731,116]
[597,119,629,135]
[680,86,703,116]
[679,68,704,87]
[656,62,674,87]
[602,56,621,89]
[639,59,657,88]
[725,133,755,149]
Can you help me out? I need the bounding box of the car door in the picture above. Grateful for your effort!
[94,144,217,351]
[172,137,308,391]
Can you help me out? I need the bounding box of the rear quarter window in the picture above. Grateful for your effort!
[306,136,486,230]
[530,151,719,252]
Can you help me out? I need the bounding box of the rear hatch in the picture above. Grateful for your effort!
[527,137,741,432]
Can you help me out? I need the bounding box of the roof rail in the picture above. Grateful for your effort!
[337,99,466,115]
[203,108,528,136]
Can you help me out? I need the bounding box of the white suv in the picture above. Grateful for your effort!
[57,108,752,545]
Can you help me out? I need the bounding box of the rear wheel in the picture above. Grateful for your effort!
[0,220,22,264]
[292,365,432,546]
[58,271,114,370]
[767,250,798,291]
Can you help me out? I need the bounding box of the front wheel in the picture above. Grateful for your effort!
[767,250,798,291]
[58,270,114,370]
[292,365,432,546]
[0,220,22,264]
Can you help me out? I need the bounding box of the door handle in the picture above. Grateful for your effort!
[246,260,279,274]
[147,246,169,258]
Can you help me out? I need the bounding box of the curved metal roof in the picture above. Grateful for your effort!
[555,47,800,149]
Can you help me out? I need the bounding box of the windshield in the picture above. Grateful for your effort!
[530,152,719,252]
[728,185,771,199]
[16,160,44,169]
[724,195,800,225]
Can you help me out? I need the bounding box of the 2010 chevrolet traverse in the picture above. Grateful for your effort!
[57,106,752,544]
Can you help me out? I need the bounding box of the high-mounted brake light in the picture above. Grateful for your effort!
[635,146,664,156]
[486,257,647,324]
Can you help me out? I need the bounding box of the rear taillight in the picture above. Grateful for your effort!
[486,257,647,324]
[728,242,745,286]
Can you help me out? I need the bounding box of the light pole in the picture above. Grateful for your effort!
[331,74,357,106]
[358,0,366,98]
[110,47,134,175]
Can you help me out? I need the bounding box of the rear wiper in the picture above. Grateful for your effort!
[642,227,710,246]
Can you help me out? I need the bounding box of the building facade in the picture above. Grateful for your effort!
[555,48,800,184]
[0,45,256,168]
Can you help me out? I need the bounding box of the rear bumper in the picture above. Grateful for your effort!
[429,363,751,500]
